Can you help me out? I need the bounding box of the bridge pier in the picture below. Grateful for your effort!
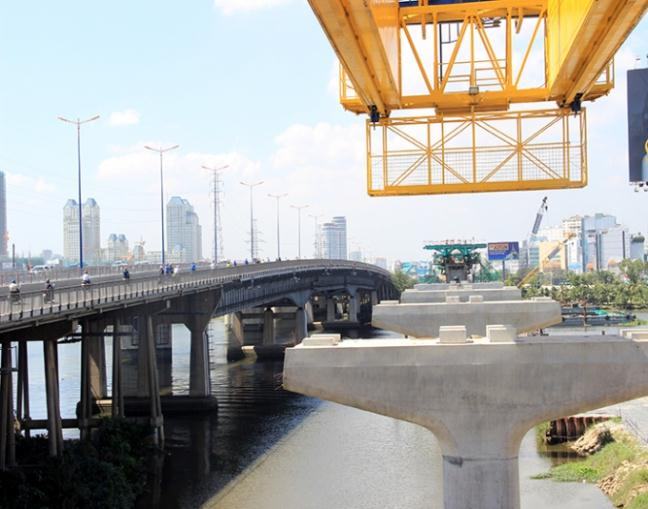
[0,340,15,469]
[80,320,107,439]
[326,297,337,322]
[144,316,164,446]
[43,339,63,457]
[262,308,275,346]
[111,316,124,419]
[285,334,648,509]
[16,340,30,438]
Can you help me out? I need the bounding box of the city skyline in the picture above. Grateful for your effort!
[0,3,646,263]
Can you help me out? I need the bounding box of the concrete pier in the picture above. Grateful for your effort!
[284,334,648,509]
[372,297,561,337]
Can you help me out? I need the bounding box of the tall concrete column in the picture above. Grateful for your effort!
[347,290,359,322]
[43,339,63,456]
[145,316,164,446]
[84,320,107,401]
[305,302,315,326]
[111,317,124,419]
[326,297,336,322]
[0,341,15,469]
[262,308,275,345]
[16,340,30,438]
[370,291,378,307]
[189,324,211,397]
[230,312,245,345]
[295,307,308,343]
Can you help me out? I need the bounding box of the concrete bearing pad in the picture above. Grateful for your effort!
[372,297,561,337]
[401,286,521,303]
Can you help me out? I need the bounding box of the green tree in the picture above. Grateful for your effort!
[391,270,416,293]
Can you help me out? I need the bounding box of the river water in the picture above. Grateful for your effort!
[21,319,619,508]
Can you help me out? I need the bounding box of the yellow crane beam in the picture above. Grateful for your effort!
[547,0,648,105]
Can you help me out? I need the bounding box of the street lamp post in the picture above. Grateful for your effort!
[291,205,309,259]
[58,114,100,270]
[145,144,180,267]
[240,181,264,261]
[268,193,287,260]
[202,165,229,263]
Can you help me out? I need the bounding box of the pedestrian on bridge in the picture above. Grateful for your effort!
[122,268,130,281]
[81,271,91,286]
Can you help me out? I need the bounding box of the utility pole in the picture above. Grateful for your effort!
[268,193,287,260]
[58,114,100,271]
[145,144,180,267]
[291,205,309,259]
[241,181,264,260]
[202,165,229,263]
[308,213,322,258]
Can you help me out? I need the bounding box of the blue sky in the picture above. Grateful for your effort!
[0,1,647,263]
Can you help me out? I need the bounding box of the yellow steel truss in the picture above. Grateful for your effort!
[367,108,587,196]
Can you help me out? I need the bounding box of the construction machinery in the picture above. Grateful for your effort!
[307,0,648,196]
[424,241,487,281]
[518,232,576,286]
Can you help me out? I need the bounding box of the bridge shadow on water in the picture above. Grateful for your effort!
[137,358,321,509]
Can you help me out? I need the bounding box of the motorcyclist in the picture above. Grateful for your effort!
[81,271,91,286]
[122,268,130,280]
[44,280,55,303]
[8,280,20,304]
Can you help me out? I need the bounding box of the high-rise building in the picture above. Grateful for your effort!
[63,199,79,262]
[630,234,645,261]
[83,198,101,264]
[582,214,629,271]
[320,216,347,260]
[63,198,101,265]
[0,171,7,257]
[167,196,202,263]
[107,234,129,261]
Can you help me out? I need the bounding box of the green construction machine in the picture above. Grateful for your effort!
[423,243,487,283]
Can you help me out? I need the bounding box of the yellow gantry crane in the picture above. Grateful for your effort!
[307,0,648,196]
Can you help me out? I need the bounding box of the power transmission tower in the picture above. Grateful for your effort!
[202,165,229,263]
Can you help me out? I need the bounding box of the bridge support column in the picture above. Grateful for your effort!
[43,339,63,457]
[230,312,245,345]
[188,321,211,397]
[111,317,124,419]
[326,297,336,322]
[295,307,308,343]
[145,316,164,446]
[80,320,107,439]
[0,341,16,470]
[371,290,378,307]
[263,308,275,345]
[347,288,359,322]
[16,340,30,438]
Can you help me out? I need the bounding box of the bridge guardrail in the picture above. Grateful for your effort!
[0,260,391,325]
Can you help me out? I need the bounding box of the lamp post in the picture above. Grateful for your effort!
[145,144,180,267]
[268,193,287,260]
[58,114,100,270]
[202,165,229,263]
[291,205,309,259]
[240,181,264,260]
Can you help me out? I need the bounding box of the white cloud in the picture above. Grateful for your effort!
[109,109,140,126]
[213,0,293,15]
[5,171,56,194]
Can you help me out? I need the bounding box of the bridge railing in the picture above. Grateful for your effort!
[0,260,390,324]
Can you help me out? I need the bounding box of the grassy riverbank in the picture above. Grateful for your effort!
[533,424,648,508]
[0,418,157,509]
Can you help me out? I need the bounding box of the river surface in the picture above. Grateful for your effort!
[21,319,624,508]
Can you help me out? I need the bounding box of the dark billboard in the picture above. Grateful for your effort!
[628,68,648,183]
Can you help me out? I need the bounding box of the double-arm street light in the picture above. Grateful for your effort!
[291,205,309,259]
[202,164,229,263]
[268,193,287,260]
[145,144,180,266]
[58,114,100,270]
[240,181,264,261]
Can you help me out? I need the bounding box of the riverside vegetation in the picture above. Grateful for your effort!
[0,418,157,509]
[534,422,648,509]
